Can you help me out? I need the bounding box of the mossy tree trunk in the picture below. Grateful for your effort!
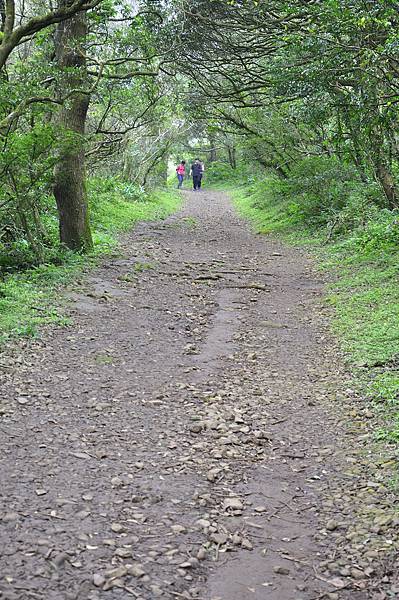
[53,3,93,252]
[374,162,398,209]
[209,134,217,162]
[369,125,399,209]
[227,145,236,169]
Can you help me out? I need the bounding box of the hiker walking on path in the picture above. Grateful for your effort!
[190,158,204,191]
[176,160,186,189]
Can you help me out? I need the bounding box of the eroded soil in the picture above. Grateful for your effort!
[0,191,397,600]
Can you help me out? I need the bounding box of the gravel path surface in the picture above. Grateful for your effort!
[0,190,397,600]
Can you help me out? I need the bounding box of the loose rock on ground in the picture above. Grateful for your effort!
[0,190,397,600]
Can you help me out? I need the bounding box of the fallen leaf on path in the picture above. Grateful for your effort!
[72,452,91,460]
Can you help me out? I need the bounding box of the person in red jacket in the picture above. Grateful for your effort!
[176,160,186,189]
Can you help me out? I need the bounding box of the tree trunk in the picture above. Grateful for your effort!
[227,145,236,169]
[341,113,369,183]
[141,148,168,188]
[53,3,93,251]
[349,142,368,184]
[375,162,398,209]
[209,134,217,162]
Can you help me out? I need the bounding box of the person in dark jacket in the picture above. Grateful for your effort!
[190,158,204,191]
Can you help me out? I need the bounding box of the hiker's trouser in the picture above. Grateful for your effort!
[177,174,184,188]
[193,174,202,189]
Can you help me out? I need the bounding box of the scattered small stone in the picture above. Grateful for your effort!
[223,497,243,512]
[37,538,50,546]
[111,476,123,487]
[171,524,187,534]
[328,577,347,589]
[2,512,19,522]
[53,552,68,567]
[207,468,221,482]
[71,559,82,568]
[326,519,338,531]
[114,547,132,558]
[232,533,241,545]
[374,515,392,527]
[103,578,124,591]
[210,532,228,545]
[82,493,93,501]
[93,574,105,588]
[350,568,365,580]
[17,397,29,405]
[104,566,128,579]
[196,518,210,530]
[103,538,116,546]
[179,561,194,569]
[197,548,207,560]
[72,452,91,460]
[189,424,203,434]
[149,585,163,597]
[273,566,290,575]
[3,198,398,600]
[128,563,146,578]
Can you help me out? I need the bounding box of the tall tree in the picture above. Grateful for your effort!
[53,3,93,251]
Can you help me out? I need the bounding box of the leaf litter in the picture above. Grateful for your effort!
[0,191,397,600]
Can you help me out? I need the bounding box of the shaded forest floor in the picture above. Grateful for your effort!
[0,191,397,600]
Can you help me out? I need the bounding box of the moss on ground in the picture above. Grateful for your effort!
[230,180,399,446]
[0,184,181,345]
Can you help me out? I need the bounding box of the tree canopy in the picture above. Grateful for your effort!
[1,0,399,263]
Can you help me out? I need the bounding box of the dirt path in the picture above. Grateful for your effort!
[0,191,397,600]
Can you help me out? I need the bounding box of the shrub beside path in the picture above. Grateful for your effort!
[0,191,397,600]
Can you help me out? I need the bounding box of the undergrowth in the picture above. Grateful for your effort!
[213,159,399,447]
[0,179,180,345]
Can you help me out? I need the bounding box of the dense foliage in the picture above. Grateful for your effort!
[2,0,398,264]
[0,0,183,264]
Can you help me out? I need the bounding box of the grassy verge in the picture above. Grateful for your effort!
[228,175,399,446]
[0,181,181,345]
